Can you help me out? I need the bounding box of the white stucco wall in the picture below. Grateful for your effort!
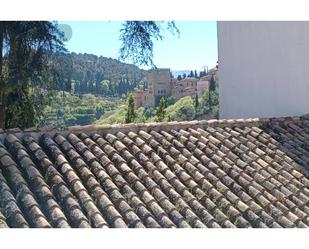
[218,21,309,119]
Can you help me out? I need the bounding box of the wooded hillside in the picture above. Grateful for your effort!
[52,52,147,96]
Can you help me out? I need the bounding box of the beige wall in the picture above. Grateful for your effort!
[133,90,154,108]
[218,21,309,119]
[147,69,171,98]
[197,79,209,97]
[173,78,197,100]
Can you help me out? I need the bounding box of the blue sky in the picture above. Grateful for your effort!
[59,21,218,71]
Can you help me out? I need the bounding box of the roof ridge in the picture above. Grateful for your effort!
[0,114,306,141]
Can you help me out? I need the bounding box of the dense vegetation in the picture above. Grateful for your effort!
[96,87,219,125]
[0,21,65,129]
[40,92,123,127]
[52,52,147,96]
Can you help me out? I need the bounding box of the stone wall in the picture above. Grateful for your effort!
[197,79,209,97]
[172,77,198,100]
[147,69,171,99]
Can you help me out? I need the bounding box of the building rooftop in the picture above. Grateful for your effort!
[0,114,308,228]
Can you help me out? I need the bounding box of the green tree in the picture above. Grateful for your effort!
[177,75,182,81]
[209,75,216,92]
[165,96,195,121]
[0,21,66,129]
[101,80,110,96]
[194,70,198,78]
[125,93,136,123]
[166,96,176,106]
[189,70,194,77]
[156,97,166,122]
[195,94,199,112]
[200,90,210,114]
[209,75,216,110]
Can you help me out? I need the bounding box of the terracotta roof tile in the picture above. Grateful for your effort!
[0,115,308,227]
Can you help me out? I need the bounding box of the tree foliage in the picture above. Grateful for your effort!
[165,96,195,121]
[57,52,146,96]
[125,93,136,123]
[195,94,199,111]
[0,21,66,128]
[119,21,179,67]
[209,75,216,92]
[156,97,166,122]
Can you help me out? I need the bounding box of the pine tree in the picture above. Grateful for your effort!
[189,70,194,77]
[194,70,198,78]
[177,75,182,81]
[125,93,136,123]
[209,75,216,92]
[156,97,166,122]
[195,94,199,111]
[0,21,66,129]
[208,75,216,112]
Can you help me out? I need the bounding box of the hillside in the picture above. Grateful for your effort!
[51,52,147,96]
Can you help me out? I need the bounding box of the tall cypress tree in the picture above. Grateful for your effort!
[194,70,198,78]
[125,93,136,123]
[195,94,199,111]
[209,75,216,92]
[156,97,166,122]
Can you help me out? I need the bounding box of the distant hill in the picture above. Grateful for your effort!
[50,52,147,96]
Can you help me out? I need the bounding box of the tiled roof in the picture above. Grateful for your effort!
[0,115,308,228]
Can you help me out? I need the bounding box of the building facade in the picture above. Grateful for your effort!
[218,21,309,119]
[171,77,198,100]
[197,76,209,97]
[147,68,171,106]
[133,68,200,108]
[132,90,154,108]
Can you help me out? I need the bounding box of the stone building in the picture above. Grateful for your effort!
[204,66,219,82]
[147,68,171,105]
[133,68,199,108]
[171,77,198,100]
[132,90,154,109]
